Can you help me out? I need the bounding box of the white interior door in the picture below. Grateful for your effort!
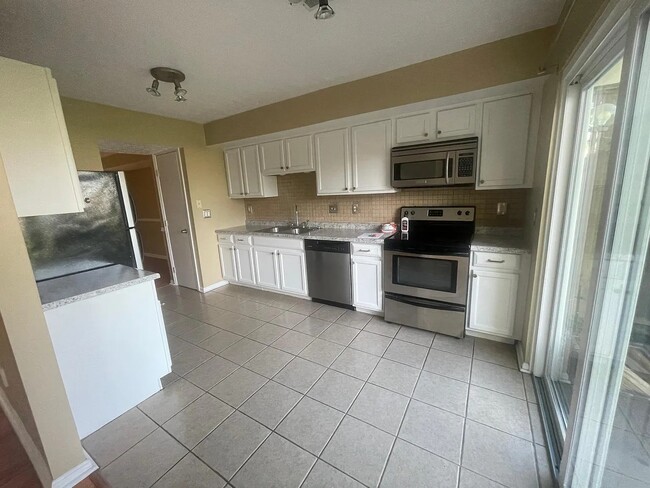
[154,150,199,290]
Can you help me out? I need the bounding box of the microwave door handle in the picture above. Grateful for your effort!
[445,152,451,185]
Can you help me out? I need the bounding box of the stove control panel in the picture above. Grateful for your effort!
[399,206,475,222]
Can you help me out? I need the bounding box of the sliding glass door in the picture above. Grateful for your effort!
[538,3,650,486]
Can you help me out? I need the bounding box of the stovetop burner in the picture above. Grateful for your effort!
[384,206,475,255]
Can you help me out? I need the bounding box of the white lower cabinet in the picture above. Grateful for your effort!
[351,244,383,312]
[218,243,238,282]
[235,244,256,285]
[254,247,281,289]
[278,249,308,296]
[352,257,383,312]
[467,251,527,340]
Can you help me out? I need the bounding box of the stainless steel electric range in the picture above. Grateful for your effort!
[383,206,475,338]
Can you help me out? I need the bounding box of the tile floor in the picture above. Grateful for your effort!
[83,284,553,488]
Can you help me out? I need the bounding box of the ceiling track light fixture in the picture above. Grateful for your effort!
[290,0,335,20]
[315,0,335,20]
[146,67,188,102]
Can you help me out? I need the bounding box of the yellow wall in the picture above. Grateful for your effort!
[204,27,555,144]
[60,98,246,288]
[0,153,86,481]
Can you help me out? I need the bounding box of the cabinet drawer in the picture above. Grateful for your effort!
[233,235,253,246]
[351,243,382,258]
[473,252,520,271]
[217,234,234,243]
[253,235,304,250]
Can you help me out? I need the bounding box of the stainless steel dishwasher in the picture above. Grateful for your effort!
[305,240,353,308]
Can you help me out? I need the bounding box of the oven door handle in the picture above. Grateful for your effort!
[385,292,466,312]
[445,152,451,185]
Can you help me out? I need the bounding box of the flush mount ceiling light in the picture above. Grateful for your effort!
[146,67,187,102]
[289,0,335,20]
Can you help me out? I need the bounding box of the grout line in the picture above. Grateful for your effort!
[457,339,474,488]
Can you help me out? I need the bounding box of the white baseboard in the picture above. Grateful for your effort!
[201,280,228,293]
[52,450,98,488]
[0,387,52,487]
[465,329,515,344]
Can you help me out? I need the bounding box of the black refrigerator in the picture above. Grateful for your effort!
[20,171,143,282]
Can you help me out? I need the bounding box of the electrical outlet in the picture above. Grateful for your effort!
[352,202,360,214]
[0,367,8,388]
[329,203,338,214]
[196,200,202,209]
[497,202,508,215]
[202,209,212,218]
[247,205,254,214]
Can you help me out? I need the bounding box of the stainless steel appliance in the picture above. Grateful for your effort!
[391,137,478,188]
[20,171,143,281]
[384,206,475,338]
[305,240,353,308]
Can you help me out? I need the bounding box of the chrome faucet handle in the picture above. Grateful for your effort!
[300,220,310,229]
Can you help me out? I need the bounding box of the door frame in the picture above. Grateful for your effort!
[152,148,201,290]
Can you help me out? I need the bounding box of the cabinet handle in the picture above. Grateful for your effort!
[486,259,505,263]
[344,187,349,191]
[352,186,356,191]
[424,132,429,137]
[358,249,371,253]
[437,130,442,135]
[480,179,485,184]
[472,273,478,278]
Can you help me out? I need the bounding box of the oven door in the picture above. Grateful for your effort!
[384,250,469,305]
[391,150,452,188]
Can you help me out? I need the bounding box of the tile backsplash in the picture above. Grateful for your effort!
[244,173,528,227]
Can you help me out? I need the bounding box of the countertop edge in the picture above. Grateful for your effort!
[42,273,160,311]
[215,228,392,244]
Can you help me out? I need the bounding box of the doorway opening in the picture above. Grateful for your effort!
[98,142,200,291]
[101,152,172,287]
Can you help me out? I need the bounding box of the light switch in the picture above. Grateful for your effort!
[196,200,202,209]
[202,209,212,218]
[497,202,508,215]
[0,368,8,388]
[329,203,338,214]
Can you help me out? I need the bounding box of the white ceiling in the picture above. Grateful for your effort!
[0,0,564,124]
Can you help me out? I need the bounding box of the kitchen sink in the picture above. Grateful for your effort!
[258,226,318,235]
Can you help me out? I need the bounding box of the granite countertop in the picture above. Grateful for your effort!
[216,223,394,244]
[38,264,159,311]
[471,234,529,254]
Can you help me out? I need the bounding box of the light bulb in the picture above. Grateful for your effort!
[315,0,334,19]
[146,79,161,97]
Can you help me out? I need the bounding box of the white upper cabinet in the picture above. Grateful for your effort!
[478,94,532,189]
[395,113,431,145]
[435,105,477,139]
[259,140,285,175]
[241,145,263,197]
[350,120,393,193]
[284,135,314,173]
[315,128,350,195]
[225,146,278,199]
[224,148,245,198]
[0,56,84,217]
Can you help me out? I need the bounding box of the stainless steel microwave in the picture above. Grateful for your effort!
[391,137,478,188]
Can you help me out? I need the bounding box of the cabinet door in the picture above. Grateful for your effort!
[284,135,314,173]
[478,94,532,188]
[395,113,430,144]
[235,245,256,285]
[351,120,393,193]
[468,268,518,337]
[240,145,263,197]
[435,105,477,138]
[253,247,280,289]
[259,140,286,175]
[315,128,350,195]
[278,249,308,296]
[352,257,383,311]
[224,149,245,198]
[218,244,238,282]
[0,57,83,217]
